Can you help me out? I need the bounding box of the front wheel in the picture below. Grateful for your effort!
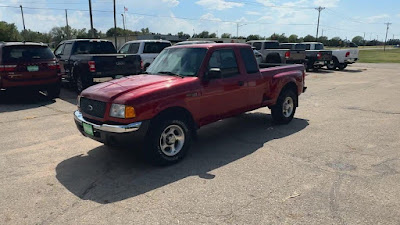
[271,89,297,124]
[145,118,192,165]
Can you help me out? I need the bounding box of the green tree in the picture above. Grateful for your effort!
[141,27,150,34]
[246,34,261,41]
[303,35,315,42]
[221,33,231,38]
[209,33,217,38]
[177,31,190,39]
[288,34,298,43]
[352,36,364,46]
[0,21,21,41]
[329,37,342,47]
[106,27,124,37]
[197,31,210,38]
[318,36,329,46]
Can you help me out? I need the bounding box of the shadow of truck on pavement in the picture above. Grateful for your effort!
[56,112,309,204]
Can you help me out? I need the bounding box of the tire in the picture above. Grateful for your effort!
[271,89,297,124]
[343,63,348,69]
[47,82,61,99]
[338,63,346,70]
[144,118,192,165]
[74,69,91,93]
[327,57,338,70]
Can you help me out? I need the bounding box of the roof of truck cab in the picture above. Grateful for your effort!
[0,42,48,47]
[246,40,278,43]
[124,40,171,44]
[168,43,251,49]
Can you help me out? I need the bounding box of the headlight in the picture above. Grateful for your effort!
[109,104,136,118]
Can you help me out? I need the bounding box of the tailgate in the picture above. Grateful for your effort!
[348,49,359,59]
[289,50,306,61]
[92,54,141,76]
[2,60,58,81]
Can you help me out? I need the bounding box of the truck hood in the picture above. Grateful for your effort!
[81,74,185,102]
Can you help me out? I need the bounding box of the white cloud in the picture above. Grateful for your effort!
[161,0,180,7]
[196,0,243,10]
[313,0,340,7]
[367,14,390,23]
[246,11,262,16]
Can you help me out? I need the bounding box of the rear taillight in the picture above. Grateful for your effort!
[345,52,350,57]
[47,62,60,70]
[285,51,291,59]
[88,61,96,73]
[317,52,322,59]
[0,65,17,72]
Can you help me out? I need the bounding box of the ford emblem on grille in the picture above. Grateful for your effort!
[87,105,94,111]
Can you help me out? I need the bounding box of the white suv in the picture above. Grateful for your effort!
[118,40,172,71]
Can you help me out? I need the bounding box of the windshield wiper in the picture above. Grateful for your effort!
[157,71,184,78]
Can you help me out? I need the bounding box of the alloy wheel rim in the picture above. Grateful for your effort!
[282,97,294,118]
[159,125,185,157]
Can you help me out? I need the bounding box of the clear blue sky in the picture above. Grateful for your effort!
[0,0,399,41]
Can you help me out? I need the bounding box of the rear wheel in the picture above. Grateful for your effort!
[74,69,91,93]
[271,89,297,124]
[327,57,338,70]
[144,118,192,165]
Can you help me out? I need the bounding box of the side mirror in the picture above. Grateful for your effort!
[54,53,62,58]
[204,68,222,81]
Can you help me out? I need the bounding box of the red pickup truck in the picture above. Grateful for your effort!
[74,43,306,165]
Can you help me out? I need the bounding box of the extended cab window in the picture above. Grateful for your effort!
[264,42,279,49]
[129,43,140,54]
[315,44,324,50]
[208,49,239,78]
[305,44,311,50]
[253,42,262,50]
[143,42,171,54]
[240,48,258,74]
[295,44,306,50]
[63,43,73,56]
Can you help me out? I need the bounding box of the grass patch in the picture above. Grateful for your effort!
[358,48,400,63]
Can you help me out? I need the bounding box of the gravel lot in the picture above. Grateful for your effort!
[1,63,399,225]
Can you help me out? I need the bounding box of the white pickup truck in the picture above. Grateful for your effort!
[118,40,172,71]
[302,42,359,70]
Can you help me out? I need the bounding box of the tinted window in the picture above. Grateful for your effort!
[118,44,130,54]
[143,42,171,54]
[279,44,293,49]
[253,42,262,50]
[240,48,259,74]
[315,44,324,50]
[146,48,207,77]
[129,43,140,54]
[208,49,239,78]
[305,44,311,50]
[264,42,279,49]
[63,43,73,56]
[73,41,116,54]
[295,44,307,50]
[2,45,54,63]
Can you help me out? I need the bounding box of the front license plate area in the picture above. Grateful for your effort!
[27,65,39,72]
[83,122,94,136]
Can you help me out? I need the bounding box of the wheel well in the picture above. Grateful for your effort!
[280,82,298,106]
[153,107,197,130]
[266,53,281,63]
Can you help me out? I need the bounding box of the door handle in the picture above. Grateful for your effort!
[238,81,245,86]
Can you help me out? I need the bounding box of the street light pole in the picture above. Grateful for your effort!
[113,0,117,48]
[384,22,392,52]
[315,6,325,41]
[88,0,94,38]
[65,9,70,39]
[20,5,26,32]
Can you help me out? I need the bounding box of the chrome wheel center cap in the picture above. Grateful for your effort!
[167,135,176,145]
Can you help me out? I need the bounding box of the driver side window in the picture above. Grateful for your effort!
[119,44,130,54]
[54,44,65,56]
[208,49,239,78]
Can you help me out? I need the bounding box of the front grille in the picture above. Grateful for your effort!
[80,97,106,118]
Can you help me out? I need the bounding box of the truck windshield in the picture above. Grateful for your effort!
[146,48,207,77]
[2,45,54,63]
[73,41,116,54]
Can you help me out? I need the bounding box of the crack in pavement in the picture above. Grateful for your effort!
[345,107,400,115]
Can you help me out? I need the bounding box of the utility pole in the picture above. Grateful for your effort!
[121,14,126,43]
[363,32,366,46]
[88,0,94,38]
[315,6,325,41]
[236,23,247,39]
[65,9,70,39]
[113,0,117,48]
[321,29,324,37]
[20,5,26,32]
[384,22,392,51]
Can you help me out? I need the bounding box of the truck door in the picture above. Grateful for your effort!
[201,48,248,120]
[55,42,73,80]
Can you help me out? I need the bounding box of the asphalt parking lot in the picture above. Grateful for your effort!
[1,63,400,225]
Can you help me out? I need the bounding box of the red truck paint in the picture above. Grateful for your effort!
[79,43,305,127]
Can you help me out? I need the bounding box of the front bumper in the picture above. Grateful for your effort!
[74,110,150,145]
